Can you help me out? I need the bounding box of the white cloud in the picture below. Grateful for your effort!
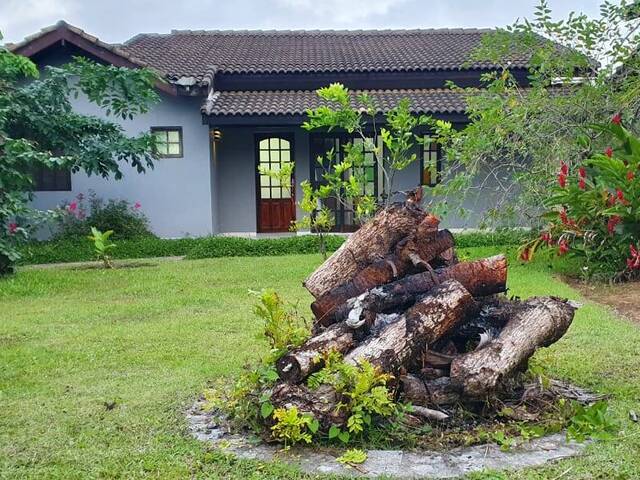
[0,0,79,42]
[275,0,410,24]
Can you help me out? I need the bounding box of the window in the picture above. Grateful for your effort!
[257,137,293,200]
[421,136,442,187]
[309,134,383,231]
[151,127,183,158]
[33,166,71,191]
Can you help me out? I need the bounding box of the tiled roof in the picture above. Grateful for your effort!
[121,29,531,81]
[202,88,467,116]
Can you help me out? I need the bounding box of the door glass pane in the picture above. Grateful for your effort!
[261,187,271,199]
[260,139,270,149]
[269,138,279,149]
[260,150,270,162]
[280,150,290,162]
[280,139,290,149]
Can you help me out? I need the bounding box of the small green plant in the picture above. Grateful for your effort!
[336,448,367,466]
[491,430,516,451]
[567,400,619,442]
[251,289,309,361]
[308,351,396,442]
[270,406,319,449]
[87,227,116,268]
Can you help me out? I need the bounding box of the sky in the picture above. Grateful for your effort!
[1,0,605,45]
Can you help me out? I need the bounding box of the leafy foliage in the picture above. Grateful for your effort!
[87,227,116,268]
[336,448,367,465]
[0,32,159,274]
[567,401,619,442]
[251,289,309,361]
[307,351,396,442]
[270,406,319,448]
[520,119,640,280]
[435,0,640,227]
[55,192,153,240]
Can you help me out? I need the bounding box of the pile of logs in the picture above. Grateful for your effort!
[271,199,577,426]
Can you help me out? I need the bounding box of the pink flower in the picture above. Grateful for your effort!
[540,232,554,245]
[134,202,142,209]
[68,201,78,212]
[8,223,18,234]
[605,146,613,158]
[612,113,622,125]
[616,188,625,202]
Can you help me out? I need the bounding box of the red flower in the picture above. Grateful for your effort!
[578,167,586,178]
[68,201,78,212]
[540,231,554,245]
[605,146,613,158]
[559,209,569,224]
[134,202,142,209]
[616,188,625,202]
[607,215,621,235]
[8,223,18,234]
[627,244,640,270]
[520,248,531,262]
[558,239,570,256]
[627,170,635,181]
[607,194,616,207]
[578,178,586,190]
[612,113,622,125]
[560,162,569,175]
[558,173,567,188]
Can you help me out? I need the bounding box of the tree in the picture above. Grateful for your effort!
[433,0,640,227]
[261,83,429,256]
[0,34,160,274]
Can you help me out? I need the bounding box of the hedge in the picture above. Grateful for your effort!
[18,230,526,266]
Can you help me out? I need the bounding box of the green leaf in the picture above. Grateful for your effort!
[260,401,274,419]
[338,430,350,444]
[328,425,341,439]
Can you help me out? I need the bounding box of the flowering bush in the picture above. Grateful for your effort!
[55,192,153,240]
[521,115,640,280]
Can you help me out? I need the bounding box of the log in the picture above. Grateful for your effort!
[411,405,449,421]
[303,203,426,298]
[338,255,508,326]
[276,323,356,384]
[343,280,475,372]
[270,382,346,428]
[311,229,455,326]
[450,297,576,399]
[400,374,461,406]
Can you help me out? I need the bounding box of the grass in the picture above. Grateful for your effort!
[1,246,639,479]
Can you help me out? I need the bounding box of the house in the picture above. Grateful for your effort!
[8,21,531,237]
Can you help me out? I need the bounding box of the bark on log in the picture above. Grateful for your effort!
[303,203,427,298]
[343,280,475,372]
[276,323,356,384]
[400,374,461,406]
[270,383,346,427]
[338,255,508,326]
[311,229,455,326]
[450,297,577,399]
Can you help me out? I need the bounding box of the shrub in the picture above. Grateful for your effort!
[520,117,640,280]
[55,192,153,240]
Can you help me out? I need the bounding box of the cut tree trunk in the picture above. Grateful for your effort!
[276,323,356,384]
[311,229,455,326]
[303,203,427,298]
[450,297,577,399]
[338,255,507,326]
[343,280,475,372]
[270,382,346,427]
[400,374,461,406]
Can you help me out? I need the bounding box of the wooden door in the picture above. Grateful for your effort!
[256,135,295,233]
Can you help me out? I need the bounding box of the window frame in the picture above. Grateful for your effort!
[33,165,72,192]
[420,135,442,187]
[151,126,184,158]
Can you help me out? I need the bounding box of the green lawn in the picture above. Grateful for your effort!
[1,247,639,479]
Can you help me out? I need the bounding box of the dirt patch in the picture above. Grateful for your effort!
[565,277,640,325]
